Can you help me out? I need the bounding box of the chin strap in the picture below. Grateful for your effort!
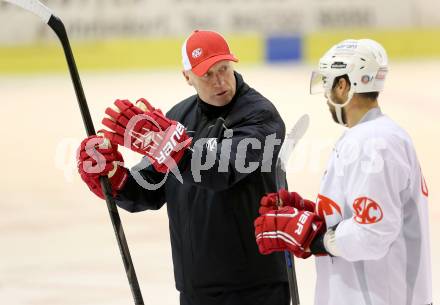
[327,89,354,126]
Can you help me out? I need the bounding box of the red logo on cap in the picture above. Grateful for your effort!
[192,48,202,59]
[353,197,383,224]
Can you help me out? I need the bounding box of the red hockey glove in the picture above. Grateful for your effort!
[77,135,128,199]
[259,188,316,215]
[101,98,191,173]
[254,206,325,259]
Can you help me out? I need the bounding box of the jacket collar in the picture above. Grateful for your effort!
[357,107,383,125]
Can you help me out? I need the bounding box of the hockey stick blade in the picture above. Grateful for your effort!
[276,114,310,190]
[2,1,144,304]
[3,0,52,23]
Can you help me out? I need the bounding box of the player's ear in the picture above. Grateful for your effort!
[337,77,345,90]
[335,77,350,97]
[182,70,193,86]
[340,77,351,92]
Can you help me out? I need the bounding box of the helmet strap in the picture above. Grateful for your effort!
[327,88,354,126]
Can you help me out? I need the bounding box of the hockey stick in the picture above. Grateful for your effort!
[276,114,310,305]
[3,1,144,304]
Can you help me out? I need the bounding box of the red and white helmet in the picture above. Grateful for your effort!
[310,39,388,125]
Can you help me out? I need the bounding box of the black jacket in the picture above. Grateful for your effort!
[115,72,287,294]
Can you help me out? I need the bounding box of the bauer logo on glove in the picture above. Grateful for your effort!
[128,118,187,165]
[101,98,192,173]
[254,206,325,259]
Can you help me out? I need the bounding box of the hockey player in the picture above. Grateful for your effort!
[254,39,432,305]
[77,30,289,305]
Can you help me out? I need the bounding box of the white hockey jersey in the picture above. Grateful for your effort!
[314,108,432,305]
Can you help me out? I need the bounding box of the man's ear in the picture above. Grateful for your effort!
[340,77,350,91]
[182,70,193,86]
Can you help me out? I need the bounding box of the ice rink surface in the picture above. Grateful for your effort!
[0,62,439,304]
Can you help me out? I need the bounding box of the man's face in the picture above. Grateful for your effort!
[323,76,351,124]
[183,60,236,107]
[326,84,347,124]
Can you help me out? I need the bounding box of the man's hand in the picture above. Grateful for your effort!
[254,206,325,259]
[101,98,191,173]
[77,135,128,199]
[259,188,316,215]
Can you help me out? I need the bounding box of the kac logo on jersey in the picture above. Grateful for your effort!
[353,197,383,224]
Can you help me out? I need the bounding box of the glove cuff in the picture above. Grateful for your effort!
[109,165,129,193]
[310,224,340,256]
[323,226,342,256]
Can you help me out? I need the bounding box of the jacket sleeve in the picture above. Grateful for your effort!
[178,108,285,191]
[113,158,166,212]
[334,135,410,261]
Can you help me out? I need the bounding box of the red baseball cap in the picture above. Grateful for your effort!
[182,30,239,77]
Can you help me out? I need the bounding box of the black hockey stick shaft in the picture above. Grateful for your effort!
[47,16,144,305]
[285,246,300,304]
[277,173,300,305]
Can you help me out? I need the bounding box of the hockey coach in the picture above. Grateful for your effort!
[77,30,290,305]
